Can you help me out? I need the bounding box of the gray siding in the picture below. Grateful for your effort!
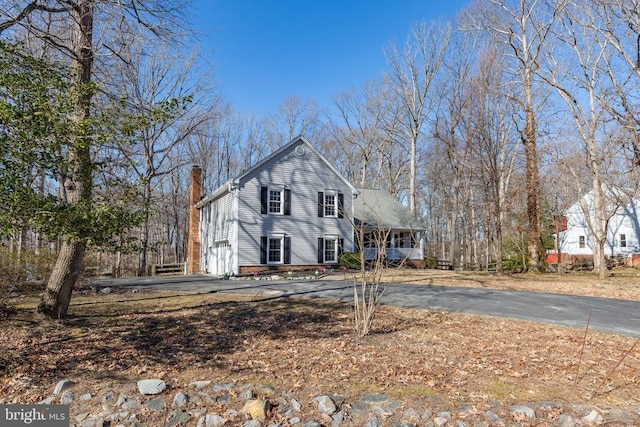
[236,140,354,267]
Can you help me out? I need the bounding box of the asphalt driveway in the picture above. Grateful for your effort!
[92,274,640,338]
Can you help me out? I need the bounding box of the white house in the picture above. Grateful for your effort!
[187,136,426,276]
[556,191,640,265]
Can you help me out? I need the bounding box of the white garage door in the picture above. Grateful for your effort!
[208,242,230,276]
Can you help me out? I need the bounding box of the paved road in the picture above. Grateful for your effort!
[93,275,640,338]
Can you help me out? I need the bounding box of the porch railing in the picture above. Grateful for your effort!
[363,247,422,261]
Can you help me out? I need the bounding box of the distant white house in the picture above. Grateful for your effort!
[555,191,640,266]
[187,136,426,276]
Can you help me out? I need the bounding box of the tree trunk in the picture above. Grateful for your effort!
[37,0,94,319]
[524,106,542,271]
[38,240,84,318]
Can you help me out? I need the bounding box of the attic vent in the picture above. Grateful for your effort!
[295,145,306,157]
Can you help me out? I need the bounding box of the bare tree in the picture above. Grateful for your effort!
[469,48,520,273]
[542,0,626,277]
[464,0,567,271]
[0,0,191,318]
[384,20,451,215]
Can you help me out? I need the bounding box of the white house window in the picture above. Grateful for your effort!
[318,236,341,263]
[324,192,337,217]
[324,238,337,263]
[261,185,290,216]
[620,234,627,248]
[268,236,283,263]
[269,189,283,214]
[579,235,585,248]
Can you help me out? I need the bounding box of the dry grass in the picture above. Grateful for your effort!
[1,270,639,419]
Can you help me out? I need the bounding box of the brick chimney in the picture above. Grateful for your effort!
[187,166,202,274]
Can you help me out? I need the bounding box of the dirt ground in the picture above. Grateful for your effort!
[1,269,639,420]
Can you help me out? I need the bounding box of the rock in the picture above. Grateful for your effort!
[166,409,191,427]
[290,397,302,412]
[242,420,263,427]
[137,379,166,395]
[101,287,112,294]
[190,380,212,389]
[300,421,321,427]
[102,391,115,405]
[315,395,337,414]
[558,413,577,427]
[485,410,500,423]
[59,390,74,404]
[331,410,344,427]
[115,394,126,406]
[582,410,604,425]
[288,417,301,425]
[422,409,433,421]
[122,399,139,410]
[434,416,450,426]
[362,394,388,404]
[608,407,634,424]
[53,379,74,396]
[403,407,420,423]
[241,399,269,421]
[172,392,188,407]
[436,411,452,421]
[511,405,535,421]
[349,401,370,417]
[238,388,254,400]
[38,396,55,404]
[105,411,129,422]
[79,416,104,427]
[365,413,381,427]
[144,398,165,411]
[198,414,226,427]
[79,393,92,401]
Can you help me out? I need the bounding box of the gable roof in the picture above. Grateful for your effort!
[196,135,357,208]
[354,188,426,231]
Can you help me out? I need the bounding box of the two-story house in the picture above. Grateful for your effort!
[554,191,640,266]
[187,136,425,275]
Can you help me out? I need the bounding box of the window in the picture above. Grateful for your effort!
[269,189,282,214]
[318,191,344,218]
[268,237,282,263]
[579,235,585,248]
[324,239,337,263]
[261,186,290,215]
[260,235,291,264]
[324,193,337,217]
[318,237,343,263]
[620,234,627,248]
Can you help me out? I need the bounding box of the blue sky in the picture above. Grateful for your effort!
[192,1,471,116]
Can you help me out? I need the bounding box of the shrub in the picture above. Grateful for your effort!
[0,249,56,316]
[425,256,438,269]
[339,252,362,269]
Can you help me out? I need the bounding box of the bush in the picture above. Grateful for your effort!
[425,256,438,269]
[0,249,56,316]
[339,252,362,269]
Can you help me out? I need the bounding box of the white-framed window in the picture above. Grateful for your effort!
[324,191,337,217]
[268,235,284,264]
[620,234,627,248]
[269,188,283,214]
[319,235,341,263]
[579,235,585,249]
[324,238,338,263]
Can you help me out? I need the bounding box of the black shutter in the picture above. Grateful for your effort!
[261,187,268,214]
[317,192,324,217]
[317,238,324,263]
[338,193,344,218]
[284,189,291,216]
[260,236,267,264]
[284,237,291,264]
